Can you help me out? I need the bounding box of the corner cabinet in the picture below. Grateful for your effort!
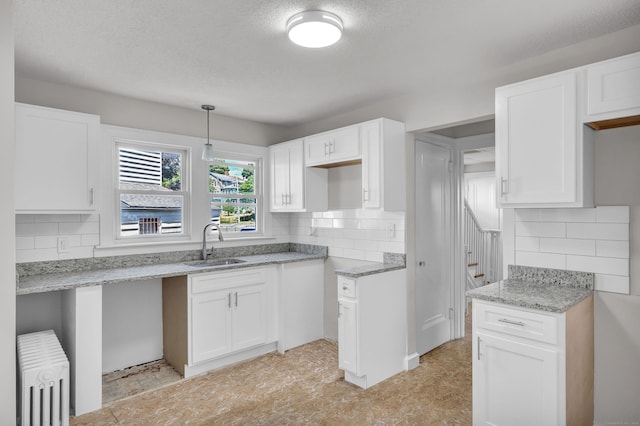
[15,103,99,213]
[269,139,327,212]
[472,297,593,426]
[495,71,594,208]
[337,269,407,389]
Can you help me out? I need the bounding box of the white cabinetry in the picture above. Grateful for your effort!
[269,139,327,212]
[277,259,324,352]
[496,72,594,208]
[472,297,593,426]
[304,125,360,166]
[337,269,407,389]
[163,267,277,378]
[585,51,640,124]
[15,103,99,213]
[360,118,405,210]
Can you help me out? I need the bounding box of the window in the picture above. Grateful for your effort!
[209,157,260,235]
[117,143,189,238]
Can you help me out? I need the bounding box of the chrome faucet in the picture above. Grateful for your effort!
[202,223,224,261]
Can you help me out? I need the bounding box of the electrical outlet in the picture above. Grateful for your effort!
[386,224,396,239]
[57,236,70,253]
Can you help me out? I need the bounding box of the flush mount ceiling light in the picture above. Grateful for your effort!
[287,10,343,48]
[201,104,216,161]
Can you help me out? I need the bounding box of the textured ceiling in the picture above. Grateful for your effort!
[14,0,640,127]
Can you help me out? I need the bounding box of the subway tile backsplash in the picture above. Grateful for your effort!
[16,214,100,262]
[514,206,630,294]
[289,209,405,262]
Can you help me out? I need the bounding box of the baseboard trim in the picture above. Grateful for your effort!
[406,352,420,370]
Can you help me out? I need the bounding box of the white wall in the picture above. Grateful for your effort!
[0,0,16,422]
[283,25,640,139]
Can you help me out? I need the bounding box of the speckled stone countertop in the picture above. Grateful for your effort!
[466,265,594,313]
[334,253,406,278]
[17,243,327,295]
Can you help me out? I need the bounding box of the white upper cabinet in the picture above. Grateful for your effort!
[360,118,406,210]
[585,51,640,125]
[304,125,360,166]
[15,103,99,213]
[269,139,327,212]
[496,71,594,208]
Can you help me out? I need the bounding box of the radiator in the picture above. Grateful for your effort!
[17,330,70,426]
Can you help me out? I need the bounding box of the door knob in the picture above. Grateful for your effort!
[418,261,426,267]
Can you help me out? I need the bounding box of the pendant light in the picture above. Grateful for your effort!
[201,104,216,161]
[287,10,343,48]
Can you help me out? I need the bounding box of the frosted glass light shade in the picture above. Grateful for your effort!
[287,11,343,48]
[202,143,215,161]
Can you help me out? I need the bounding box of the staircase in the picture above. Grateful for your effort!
[464,199,502,291]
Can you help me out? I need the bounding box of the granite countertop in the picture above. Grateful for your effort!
[466,265,594,313]
[17,251,325,295]
[334,262,406,278]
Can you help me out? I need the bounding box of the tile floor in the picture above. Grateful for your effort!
[72,316,472,425]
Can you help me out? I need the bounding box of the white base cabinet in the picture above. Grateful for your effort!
[337,269,407,389]
[15,103,99,213]
[472,297,593,426]
[277,259,324,352]
[162,267,277,378]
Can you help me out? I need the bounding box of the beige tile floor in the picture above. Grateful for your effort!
[73,316,472,425]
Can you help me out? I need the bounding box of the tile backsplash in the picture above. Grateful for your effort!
[514,206,629,294]
[289,209,405,262]
[16,214,100,262]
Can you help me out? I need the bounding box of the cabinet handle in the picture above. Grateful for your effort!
[228,292,231,308]
[329,141,335,154]
[363,187,369,202]
[89,188,94,205]
[500,177,508,196]
[286,193,291,205]
[342,285,348,291]
[477,336,481,360]
[498,318,525,327]
[235,292,238,307]
[324,142,329,156]
[281,193,286,206]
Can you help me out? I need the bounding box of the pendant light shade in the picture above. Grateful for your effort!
[287,11,343,48]
[201,104,216,161]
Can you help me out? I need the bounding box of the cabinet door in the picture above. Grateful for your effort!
[232,283,268,351]
[338,299,358,373]
[286,141,304,210]
[304,126,360,166]
[587,52,640,120]
[15,103,99,212]
[270,144,291,211]
[474,332,560,426]
[496,72,578,206]
[361,121,381,209]
[191,290,231,364]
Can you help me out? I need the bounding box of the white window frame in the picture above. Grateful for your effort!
[208,150,263,239]
[115,139,191,242]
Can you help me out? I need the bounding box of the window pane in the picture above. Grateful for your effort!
[212,202,256,233]
[209,161,254,195]
[119,147,182,191]
[120,194,183,236]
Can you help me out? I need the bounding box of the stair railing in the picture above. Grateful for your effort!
[464,199,502,288]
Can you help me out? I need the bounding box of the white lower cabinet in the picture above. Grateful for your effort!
[472,297,594,426]
[337,269,407,389]
[162,267,277,378]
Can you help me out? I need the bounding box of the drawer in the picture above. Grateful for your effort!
[338,276,356,299]
[190,268,267,294]
[473,300,559,345]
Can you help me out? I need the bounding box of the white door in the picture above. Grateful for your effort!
[337,299,358,373]
[474,332,560,426]
[191,290,231,363]
[270,145,290,210]
[415,141,452,355]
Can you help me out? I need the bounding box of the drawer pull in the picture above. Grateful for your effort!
[498,318,525,326]
[343,285,348,291]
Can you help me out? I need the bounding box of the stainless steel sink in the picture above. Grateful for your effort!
[184,258,246,268]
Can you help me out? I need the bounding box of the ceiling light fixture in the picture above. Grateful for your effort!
[286,10,343,48]
[201,104,216,161]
